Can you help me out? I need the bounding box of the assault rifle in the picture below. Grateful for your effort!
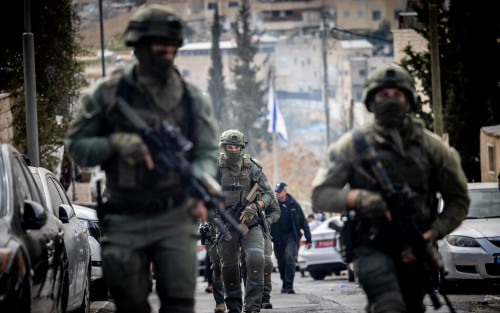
[352,131,456,313]
[210,183,265,251]
[111,94,246,240]
[354,132,456,313]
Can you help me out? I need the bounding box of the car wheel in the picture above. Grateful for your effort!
[348,267,355,282]
[309,269,328,280]
[439,272,457,293]
[75,268,91,313]
[90,278,109,301]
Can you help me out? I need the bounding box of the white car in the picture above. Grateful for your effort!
[438,182,500,287]
[29,166,92,312]
[72,205,108,293]
[297,216,346,280]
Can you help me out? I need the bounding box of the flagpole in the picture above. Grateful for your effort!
[272,132,278,185]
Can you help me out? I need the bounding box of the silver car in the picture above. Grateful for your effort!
[438,182,500,286]
[297,216,346,280]
[29,166,92,312]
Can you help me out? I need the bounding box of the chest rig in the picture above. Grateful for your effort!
[350,127,437,227]
[219,154,253,207]
[104,71,196,194]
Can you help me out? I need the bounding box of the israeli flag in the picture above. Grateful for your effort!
[266,82,288,143]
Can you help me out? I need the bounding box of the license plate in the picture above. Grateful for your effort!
[495,256,500,264]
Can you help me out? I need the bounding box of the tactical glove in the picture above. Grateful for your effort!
[110,132,150,166]
[353,190,388,221]
[242,203,259,222]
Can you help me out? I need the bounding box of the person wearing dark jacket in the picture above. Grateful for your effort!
[270,182,312,294]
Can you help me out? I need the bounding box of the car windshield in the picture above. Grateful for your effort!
[467,188,500,219]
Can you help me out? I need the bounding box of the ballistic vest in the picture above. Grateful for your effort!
[103,69,196,200]
[219,153,253,207]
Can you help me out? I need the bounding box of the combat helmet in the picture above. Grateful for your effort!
[125,5,184,47]
[220,130,247,149]
[362,65,419,112]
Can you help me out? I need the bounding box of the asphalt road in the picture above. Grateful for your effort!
[90,271,500,312]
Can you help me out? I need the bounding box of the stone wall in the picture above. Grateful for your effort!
[0,94,14,145]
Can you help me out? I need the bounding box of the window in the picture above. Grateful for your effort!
[12,158,32,212]
[228,1,238,8]
[301,59,305,67]
[208,2,216,10]
[372,8,381,21]
[285,10,293,16]
[356,91,363,101]
[272,10,280,17]
[344,11,350,18]
[358,10,364,18]
[307,58,311,65]
[488,145,496,173]
[359,69,366,77]
[182,69,190,77]
[394,8,403,20]
[47,177,64,216]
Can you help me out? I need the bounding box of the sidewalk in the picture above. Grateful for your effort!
[67,181,95,207]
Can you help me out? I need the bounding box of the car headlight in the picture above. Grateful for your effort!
[445,235,480,247]
[79,219,91,236]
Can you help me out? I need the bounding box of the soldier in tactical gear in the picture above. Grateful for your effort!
[216,129,275,313]
[312,64,470,313]
[65,5,218,313]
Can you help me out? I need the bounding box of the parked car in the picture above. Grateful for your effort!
[0,144,68,312]
[438,182,500,288]
[297,216,346,280]
[29,166,92,312]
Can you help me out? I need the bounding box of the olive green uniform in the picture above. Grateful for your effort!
[312,118,469,312]
[66,62,218,313]
[216,153,274,313]
[241,196,280,306]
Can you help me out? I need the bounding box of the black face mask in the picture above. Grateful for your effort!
[134,44,174,80]
[372,97,409,128]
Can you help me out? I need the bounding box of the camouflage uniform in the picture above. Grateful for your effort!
[241,196,280,309]
[216,130,274,313]
[312,65,469,313]
[65,6,218,313]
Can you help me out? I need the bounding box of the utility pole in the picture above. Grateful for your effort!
[429,0,443,136]
[23,0,39,167]
[321,11,330,147]
[99,0,106,77]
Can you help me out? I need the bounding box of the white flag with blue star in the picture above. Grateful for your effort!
[266,82,288,143]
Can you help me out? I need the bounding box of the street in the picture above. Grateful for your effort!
[89,271,500,313]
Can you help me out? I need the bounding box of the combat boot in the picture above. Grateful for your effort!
[261,300,273,309]
[214,302,225,312]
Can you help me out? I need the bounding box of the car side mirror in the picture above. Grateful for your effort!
[23,200,47,229]
[59,204,75,224]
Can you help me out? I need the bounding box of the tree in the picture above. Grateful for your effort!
[400,1,500,182]
[256,141,320,208]
[208,3,227,127]
[0,0,87,172]
[231,0,268,154]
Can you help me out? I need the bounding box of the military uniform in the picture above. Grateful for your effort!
[216,130,274,313]
[312,65,469,313]
[204,223,225,312]
[241,196,280,309]
[65,6,218,313]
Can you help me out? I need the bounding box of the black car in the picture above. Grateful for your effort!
[0,144,68,312]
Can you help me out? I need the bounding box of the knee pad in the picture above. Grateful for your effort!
[370,291,406,313]
[245,249,264,284]
[264,256,273,280]
[222,263,241,294]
